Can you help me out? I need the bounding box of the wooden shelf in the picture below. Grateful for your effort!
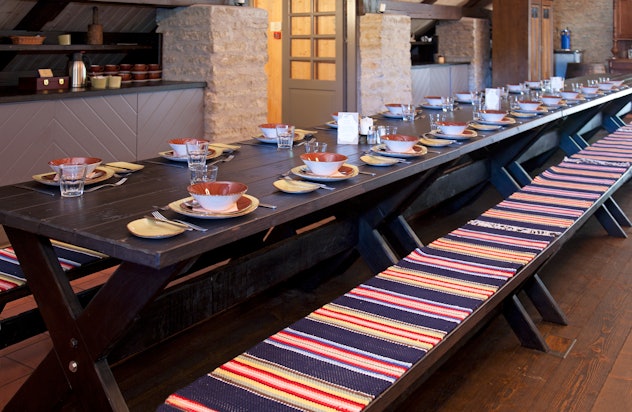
[0,44,152,53]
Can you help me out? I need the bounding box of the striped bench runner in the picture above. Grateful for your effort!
[159,131,632,411]
[0,240,109,306]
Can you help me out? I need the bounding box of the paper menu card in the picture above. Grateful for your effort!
[484,88,501,110]
[337,112,359,144]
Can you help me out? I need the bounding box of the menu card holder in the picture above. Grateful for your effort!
[485,88,501,110]
[337,112,359,144]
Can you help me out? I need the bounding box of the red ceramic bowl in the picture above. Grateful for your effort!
[258,123,283,138]
[382,134,419,152]
[187,181,248,211]
[480,110,507,122]
[436,121,468,136]
[385,103,403,115]
[49,157,102,175]
[425,96,443,106]
[517,100,541,111]
[168,138,207,157]
[300,152,347,176]
[541,95,562,106]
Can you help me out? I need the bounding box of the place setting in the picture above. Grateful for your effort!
[32,157,114,187]
[370,134,429,158]
[474,109,516,126]
[167,181,260,220]
[508,99,548,118]
[252,123,313,146]
[158,138,223,162]
[290,152,359,182]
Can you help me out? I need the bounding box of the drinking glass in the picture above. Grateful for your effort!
[190,164,218,185]
[186,140,209,171]
[366,125,379,145]
[276,124,295,149]
[429,113,446,131]
[401,103,415,121]
[59,164,87,197]
[377,125,397,143]
[304,141,328,153]
[441,96,455,112]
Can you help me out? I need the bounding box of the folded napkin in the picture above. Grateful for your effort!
[209,142,241,151]
[105,162,144,172]
[295,129,318,135]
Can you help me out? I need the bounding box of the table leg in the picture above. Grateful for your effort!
[3,227,195,411]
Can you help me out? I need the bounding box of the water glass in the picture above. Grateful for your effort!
[401,103,415,121]
[377,125,397,143]
[189,164,218,185]
[304,141,328,153]
[276,124,295,149]
[186,140,209,170]
[429,113,446,131]
[59,164,87,197]
[441,96,455,112]
[472,99,484,121]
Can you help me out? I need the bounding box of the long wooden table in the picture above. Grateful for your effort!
[1,79,630,411]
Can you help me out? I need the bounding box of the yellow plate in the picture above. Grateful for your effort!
[104,162,145,172]
[33,166,115,187]
[273,179,321,193]
[127,218,185,239]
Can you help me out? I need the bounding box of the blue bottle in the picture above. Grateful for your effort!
[561,28,571,50]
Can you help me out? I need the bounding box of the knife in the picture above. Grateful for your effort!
[143,215,193,230]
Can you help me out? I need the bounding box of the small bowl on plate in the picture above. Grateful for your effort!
[455,92,471,101]
[598,82,615,91]
[436,121,468,136]
[560,90,579,100]
[424,96,443,106]
[480,110,507,122]
[168,138,206,157]
[331,112,339,121]
[49,157,102,176]
[526,80,542,89]
[541,95,562,106]
[258,123,282,139]
[381,134,419,152]
[517,100,541,111]
[581,86,599,95]
[507,84,523,93]
[300,152,347,176]
[385,103,403,116]
[609,80,624,87]
[187,181,248,212]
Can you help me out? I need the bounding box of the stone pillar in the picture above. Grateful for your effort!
[358,14,412,116]
[436,18,490,91]
[157,5,268,142]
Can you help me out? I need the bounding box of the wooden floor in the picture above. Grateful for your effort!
[1,179,631,411]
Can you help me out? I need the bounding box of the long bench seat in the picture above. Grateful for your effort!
[158,128,632,411]
[0,240,115,348]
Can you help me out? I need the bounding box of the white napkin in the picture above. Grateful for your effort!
[485,88,501,110]
[337,112,359,144]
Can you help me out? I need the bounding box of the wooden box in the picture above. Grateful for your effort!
[18,76,69,91]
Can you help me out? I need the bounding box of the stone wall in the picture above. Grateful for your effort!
[157,5,268,142]
[436,17,490,90]
[553,0,613,65]
[358,14,412,116]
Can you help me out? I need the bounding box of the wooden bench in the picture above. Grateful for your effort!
[157,129,632,411]
[0,240,116,348]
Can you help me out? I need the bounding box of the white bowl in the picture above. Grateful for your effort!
[609,80,624,87]
[424,96,443,106]
[169,138,206,157]
[560,90,579,100]
[436,121,468,136]
[381,134,419,152]
[49,157,102,176]
[517,101,541,111]
[300,152,347,176]
[455,92,471,102]
[581,86,599,95]
[480,110,507,122]
[526,80,541,89]
[598,83,614,90]
[541,95,562,106]
[187,181,248,212]
[385,103,403,116]
[507,84,523,93]
[331,112,339,121]
[258,123,283,138]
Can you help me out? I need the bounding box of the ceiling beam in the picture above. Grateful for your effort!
[381,1,462,20]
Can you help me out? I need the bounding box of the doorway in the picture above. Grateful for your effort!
[255,0,356,127]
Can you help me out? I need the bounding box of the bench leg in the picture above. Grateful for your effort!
[384,215,425,255]
[594,204,628,238]
[357,219,399,273]
[503,294,550,352]
[524,274,568,325]
[604,198,632,227]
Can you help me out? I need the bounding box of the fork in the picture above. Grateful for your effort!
[83,177,128,193]
[151,211,208,232]
[208,154,235,166]
[282,175,335,190]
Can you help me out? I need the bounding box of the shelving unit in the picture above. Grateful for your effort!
[609,0,632,73]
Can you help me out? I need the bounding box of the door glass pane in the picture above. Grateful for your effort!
[315,15,335,35]
[291,61,311,80]
[291,39,311,58]
[316,0,336,12]
[315,62,335,81]
[315,39,335,58]
[290,0,311,13]
[291,16,311,36]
